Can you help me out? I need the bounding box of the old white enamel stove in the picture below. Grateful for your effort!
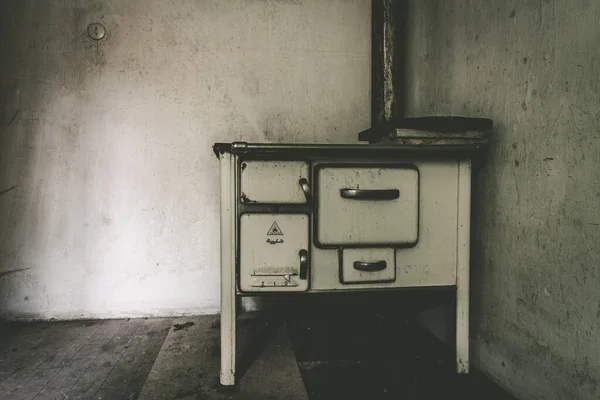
[214,127,489,386]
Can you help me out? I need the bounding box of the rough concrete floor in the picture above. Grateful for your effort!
[284,294,518,400]
[137,314,308,400]
[0,296,518,399]
[0,318,172,399]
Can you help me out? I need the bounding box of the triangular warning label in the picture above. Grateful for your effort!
[267,221,283,236]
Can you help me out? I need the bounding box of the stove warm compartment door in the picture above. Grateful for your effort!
[240,160,309,204]
[239,213,309,292]
[316,166,419,247]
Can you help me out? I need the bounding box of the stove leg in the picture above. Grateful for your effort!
[220,277,236,386]
[456,159,471,374]
[456,278,469,374]
[220,152,237,387]
[220,293,236,386]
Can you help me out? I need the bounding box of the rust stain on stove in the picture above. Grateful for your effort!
[240,193,256,203]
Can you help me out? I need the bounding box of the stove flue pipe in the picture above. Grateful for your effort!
[371,0,407,133]
[364,1,493,143]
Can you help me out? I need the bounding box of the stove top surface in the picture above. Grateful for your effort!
[213,136,489,159]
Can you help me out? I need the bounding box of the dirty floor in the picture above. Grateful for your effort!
[0,318,172,399]
[0,300,517,399]
[284,295,517,400]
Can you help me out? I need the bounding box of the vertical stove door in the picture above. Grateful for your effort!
[239,214,309,292]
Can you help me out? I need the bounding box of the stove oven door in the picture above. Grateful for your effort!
[315,165,419,247]
[239,213,309,292]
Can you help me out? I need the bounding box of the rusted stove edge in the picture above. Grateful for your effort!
[213,142,232,158]
[212,141,490,160]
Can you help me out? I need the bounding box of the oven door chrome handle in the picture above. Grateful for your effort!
[353,260,387,272]
[299,178,312,204]
[299,249,308,280]
[340,189,399,200]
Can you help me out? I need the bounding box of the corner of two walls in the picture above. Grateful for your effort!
[406,0,600,399]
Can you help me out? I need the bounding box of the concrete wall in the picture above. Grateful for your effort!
[0,0,370,319]
[405,1,600,399]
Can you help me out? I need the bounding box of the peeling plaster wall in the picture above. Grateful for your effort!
[405,1,600,399]
[0,0,370,319]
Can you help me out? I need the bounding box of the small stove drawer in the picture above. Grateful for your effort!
[240,160,309,204]
[340,248,396,284]
[316,165,419,247]
[239,213,309,292]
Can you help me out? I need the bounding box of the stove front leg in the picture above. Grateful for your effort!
[220,152,237,387]
[220,270,236,386]
[456,159,471,374]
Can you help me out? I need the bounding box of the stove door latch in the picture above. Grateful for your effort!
[299,249,308,280]
[299,178,311,205]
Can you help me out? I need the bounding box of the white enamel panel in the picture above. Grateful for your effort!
[341,248,396,284]
[316,166,419,246]
[240,160,309,204]
[310,161,459,290]
[239,213,309,292]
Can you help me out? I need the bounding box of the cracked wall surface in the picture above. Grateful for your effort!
[404,1,600,399]
[0,0,370,319]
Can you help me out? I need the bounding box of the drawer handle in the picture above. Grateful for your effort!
[353,260,387,272]
[340,189,399,200]
[299,249,308,280]
[299,178,312,203]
